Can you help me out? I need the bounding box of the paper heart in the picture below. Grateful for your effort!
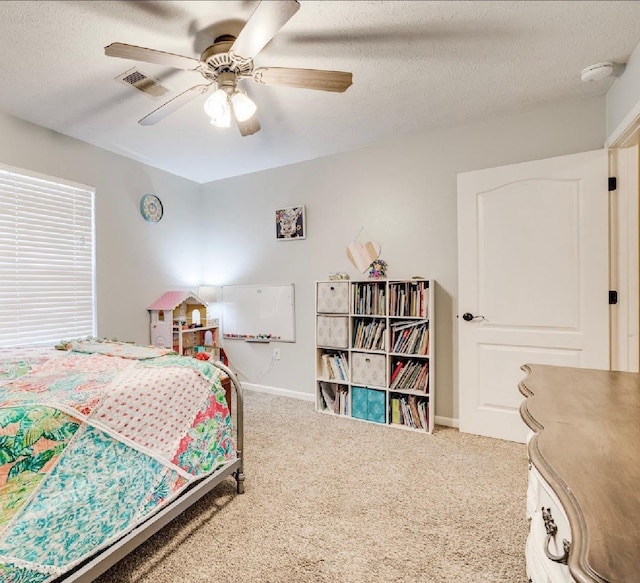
[346,240,381,273]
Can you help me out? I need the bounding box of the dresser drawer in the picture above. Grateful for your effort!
[317,282,350,314]
[351,352,386,387]
[316,316,349,349]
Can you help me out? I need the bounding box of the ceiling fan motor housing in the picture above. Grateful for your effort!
[217,72,239,94]
[200,35,253,81]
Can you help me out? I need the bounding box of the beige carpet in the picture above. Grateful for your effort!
[96,391,528,583]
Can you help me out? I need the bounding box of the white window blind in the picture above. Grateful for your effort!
[0,164,95,347]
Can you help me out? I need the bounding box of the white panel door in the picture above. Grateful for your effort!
[458,150,609,442]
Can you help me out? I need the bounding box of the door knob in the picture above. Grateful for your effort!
[462,312,485,322]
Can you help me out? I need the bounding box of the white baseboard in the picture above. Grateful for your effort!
[242,382,316,402]
[435,416,459,428]
[243,383,460,428]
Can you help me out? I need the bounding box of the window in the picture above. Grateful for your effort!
[0,163,96,347]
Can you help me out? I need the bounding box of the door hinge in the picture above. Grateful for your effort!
[609,177,617,191]
[609,290,618,305]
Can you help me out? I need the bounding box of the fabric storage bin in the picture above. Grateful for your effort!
[351,352,386,387]
[316,316,349,349]
[330,316,349,348]
[316,316,332,346]
[351,386,369,421]
[367,389,386,423]
[351,386,386,424]
[317,282,350,314]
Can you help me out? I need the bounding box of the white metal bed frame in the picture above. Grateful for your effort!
[55,361,245,582]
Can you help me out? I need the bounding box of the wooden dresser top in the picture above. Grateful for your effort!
[520,364,640,583]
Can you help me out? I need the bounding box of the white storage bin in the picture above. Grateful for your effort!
[317,316,349,348]
[351,352,387,387]
[317,282,350,314]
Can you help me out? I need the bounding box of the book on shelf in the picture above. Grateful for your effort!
[389,281,429,318]
[417,399,428,429]
[336,387,348,415]
[400,398,415,428]
[321,352,349,381]
[336,356,348,380]
[372,323,384,351]
[330,358,342,379]
[321,354,330,378]
[390,360,403,384]
[319,381,348,415]
[392,394,428,429]
[391,397,401,424]
[353,282,386,315]
[319,381,336,411]
[408,396,421,428]
[352,319,386,351]
[390,359,429,392]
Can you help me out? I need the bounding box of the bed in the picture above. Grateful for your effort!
[0,340,244,582]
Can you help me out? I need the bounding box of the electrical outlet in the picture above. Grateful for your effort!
[273,348,281,360]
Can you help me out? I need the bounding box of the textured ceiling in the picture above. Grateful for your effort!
[0,1,639,183]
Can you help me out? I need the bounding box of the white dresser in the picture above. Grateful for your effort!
[519,364,640,583]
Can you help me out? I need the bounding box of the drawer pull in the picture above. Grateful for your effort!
[544,536,571,565]
[542,507,571,565]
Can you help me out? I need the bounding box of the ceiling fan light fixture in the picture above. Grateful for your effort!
[231,91,257,122]
[210,105,231,128]
[204,89,229,123]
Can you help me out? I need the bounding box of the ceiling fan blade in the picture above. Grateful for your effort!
[253,67,353,93]
[105,42,200,70]
[230,0,300,60]
[139,84,211,126]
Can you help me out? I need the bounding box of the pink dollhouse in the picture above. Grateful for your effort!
[148,291,218,356]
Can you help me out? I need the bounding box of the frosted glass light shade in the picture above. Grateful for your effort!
[231,91,257,122]
[210,106,231,128]
[204,89,229,125]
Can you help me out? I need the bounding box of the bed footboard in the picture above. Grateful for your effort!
[211,360,245,494]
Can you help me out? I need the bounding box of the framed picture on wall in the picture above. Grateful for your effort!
[275,205,306,240]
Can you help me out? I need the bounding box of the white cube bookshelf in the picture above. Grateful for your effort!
[315,279,435,433]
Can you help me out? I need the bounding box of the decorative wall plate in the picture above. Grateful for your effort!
[140,194,163,223]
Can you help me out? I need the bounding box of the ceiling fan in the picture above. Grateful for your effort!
[104,0,353,136]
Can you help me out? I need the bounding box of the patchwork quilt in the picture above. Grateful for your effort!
[0,342,235,582]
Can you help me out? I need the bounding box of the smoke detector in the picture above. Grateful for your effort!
[580,62,614,83]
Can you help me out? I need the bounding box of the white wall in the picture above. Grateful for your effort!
[201,96,606,422]
[0,111,202,345]
[607,39,640,141]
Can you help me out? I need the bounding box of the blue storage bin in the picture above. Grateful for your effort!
[367,389,386,424]
[351,386,386,424]
[351,386,369,420]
